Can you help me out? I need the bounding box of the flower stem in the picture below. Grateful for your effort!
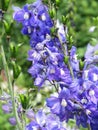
[0,44,23,130]
[88,123,91,130]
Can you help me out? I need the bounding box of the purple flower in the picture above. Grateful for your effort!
[26,110,66,130]
[26,110,46,130]
[83,66,98,83]
[75,111,89,128]
[13,5,30,22]
[90,111,98,130]
[84,44,98,69]
[13,0,53,42]
[70,46,79,72]
[46,114,66,130]
[2,103,12,113]
[46,88,74,121]
[85,44,98,59]
[26,109,35,119]
[56,20,66,43]
[8,117,17,126]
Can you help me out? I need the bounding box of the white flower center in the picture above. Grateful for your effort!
[32,126,39,130]
[86,109,91,115]
[32,51,37,58]
[50,69,55,74]
[92,73,98,81]
[28,26,31,34]
[81,98,87,104]
[24,12,29,20]
[36,43,44,50]
[73,54,78,62]
[89,90,95,96]
[60,69,65,76]
[61,99,67,107]
[41,13,46,21]
[84,70,89,80]
[46,34,51,41]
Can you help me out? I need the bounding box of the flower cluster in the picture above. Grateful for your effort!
[13,0,98,129]
[0,92,19,125]
[26,109,66,130]
[1,92,66,130]
[13,0,72,89]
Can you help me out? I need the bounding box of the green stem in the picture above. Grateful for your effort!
[88,124,91,130]
[0,45,23,130]
[68,61,74,79]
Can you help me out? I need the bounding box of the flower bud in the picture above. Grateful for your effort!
[19,94,29,110]
[55,0,60,6]
[9,43,18,58]
[3,20,13,35]
[49,8,56,18]
[12,61,21,79]
[1,0,10,11]
[9,117,17,126]
[66,34,73,44]
[50,27,57,36]
[79,59,84,70]
[62,15,68,25]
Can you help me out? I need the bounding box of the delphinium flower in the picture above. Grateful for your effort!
[13,0,72,88]
[26,109,66,130]
[90,111,98,130]
[46,43,98,129]
[0,92,22,126]
[70,46,79,72]
[70,45,98,128]
[13,0,98,129]
[84,43,98,69]
[46,88,74,122]
[13,0,53,46]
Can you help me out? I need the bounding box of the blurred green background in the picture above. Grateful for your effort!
[0,0,98,129]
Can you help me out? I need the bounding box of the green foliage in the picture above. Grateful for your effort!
[58,0,98,48]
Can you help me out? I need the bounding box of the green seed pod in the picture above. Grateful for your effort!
[19,94,29,110]
[49,8,56,18]
[66,34,73,44]
[1,0,10,11]
[12,61,21,79]
[62,15,69,25]
[3,20,11,35]
[9,43,18,58]
[79,59,84,70]
[55,0,60,6]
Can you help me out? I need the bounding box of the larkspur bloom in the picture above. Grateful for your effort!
[46,88,74,122]
[13,0,53,45]
[26,110,66,130]
[2,103,12,113]
[90,111,98,130]
[13,0,72,88]
[8,117,17,126]
[13,0,98,129]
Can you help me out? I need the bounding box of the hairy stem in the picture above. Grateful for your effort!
[0,44,23,130]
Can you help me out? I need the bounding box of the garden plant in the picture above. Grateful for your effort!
[0,0,98,130]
